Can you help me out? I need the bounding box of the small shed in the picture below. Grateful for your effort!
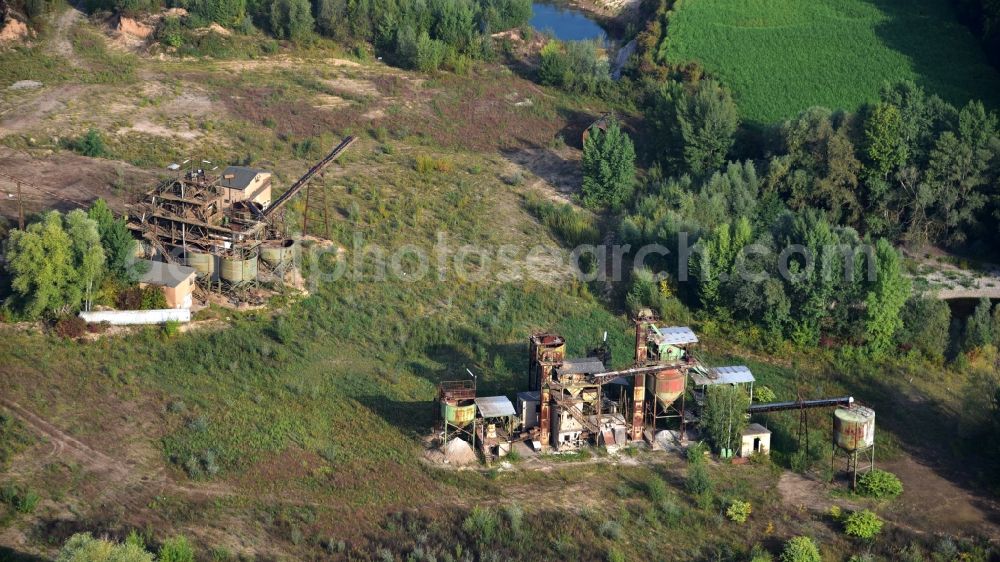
[651,326,698,361]
[476,396,517,458]
[582,114,611,145]
[218,166,273,207]
[555,357,606,377]
[138,260,197,309]
[740,423,771,457]
[516,391,541,431]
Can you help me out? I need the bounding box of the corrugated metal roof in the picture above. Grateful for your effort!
[219,166,269,191]
[743,423,770,436]
[658,326,698,345]
[138,260,196,289]
[556,357,606,375]
[476,396,516,418]
[691,365,755,386]
[517,391,540,403]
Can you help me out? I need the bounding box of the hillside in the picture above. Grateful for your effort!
[1,2,999,561]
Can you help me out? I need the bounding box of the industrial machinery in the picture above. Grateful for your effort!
[127,137,356,292]
[436,379,477,448]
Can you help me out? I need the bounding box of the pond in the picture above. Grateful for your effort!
[530,2,607,42]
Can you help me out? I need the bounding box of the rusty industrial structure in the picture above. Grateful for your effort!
[126,137,356,292]
[519,309,704,452]
[437,310,727,456]
[434,309,876,470]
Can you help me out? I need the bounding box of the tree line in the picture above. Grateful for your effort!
[87,0,532,70]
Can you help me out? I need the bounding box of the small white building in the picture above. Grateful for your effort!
[740,423,771,457]
[516,391,540,430]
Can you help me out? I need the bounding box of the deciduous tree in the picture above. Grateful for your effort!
[88,199,138,283]
[863,239,909,356]
[700,384,750,454]
[581,117,636,210]
[675,80,739,176]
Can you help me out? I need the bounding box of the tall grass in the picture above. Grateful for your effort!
[523,193,601,246]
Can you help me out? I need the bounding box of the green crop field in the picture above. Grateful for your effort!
[661,0,1000,124]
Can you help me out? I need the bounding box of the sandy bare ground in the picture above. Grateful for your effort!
[904,246,1000,300]
[0,147,157,219]
[778,461,1000,541]
[504,147,583,206]
[48,3,85,67]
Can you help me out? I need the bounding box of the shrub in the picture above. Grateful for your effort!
[686,460,711,496]
[755,386,777,403]
[140,286,168,310]
[658,498,684,527]
[163,320,181,338]
[0,483,39,514]
[414,155,451,173]
[843,509,883,540]
[750,543,774,562]
[779,536,821,562]
[726,500,752,523]
[503,503,523,534]
[54,315,88,339]
[159,536,195,562]
[607,547,625,562]
[462,506,498,544]
[599,519,622,540]
[57,533,154,561]
[646,475,668,503]
[72,128,107,157]
[856,469,903,500]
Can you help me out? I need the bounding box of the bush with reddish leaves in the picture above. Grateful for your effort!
[54,316,87,339]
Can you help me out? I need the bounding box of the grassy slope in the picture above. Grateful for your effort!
[662,0,1000,124]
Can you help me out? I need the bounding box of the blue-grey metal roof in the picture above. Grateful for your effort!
[556,357,606,376]
[658,326,698,345]
[219,166,269,191]
[691,365,755,386]
[476,396,516,418]
[138,260,196,289]
[517,391,540,403]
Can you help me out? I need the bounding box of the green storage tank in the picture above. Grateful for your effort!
[260,239,299,267]
[441,401,476,427]
[220,252,259,284]
[185,251,216,278]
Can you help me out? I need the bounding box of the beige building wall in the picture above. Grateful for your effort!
[740,427,771,457]
[223,173,273,207]
[142,272,196,309]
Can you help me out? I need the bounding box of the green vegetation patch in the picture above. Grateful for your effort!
[663,0,1000,124]
[0,46,73,88]
[70,24,139,84]
[0,413,33,469]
